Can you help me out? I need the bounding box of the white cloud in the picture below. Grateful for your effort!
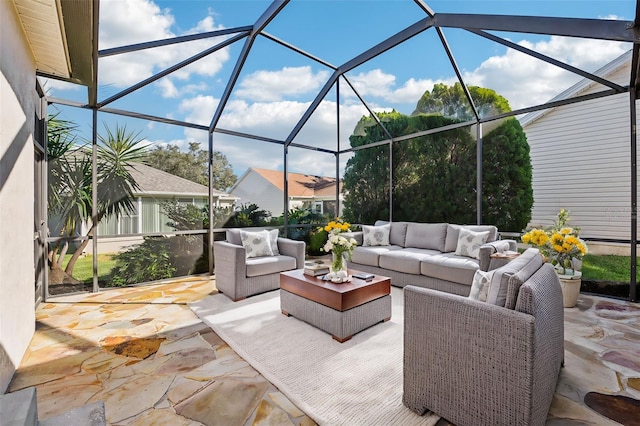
[98,0,230,96]
[463,36,630,109]
[345,69,455,105]
[177,94,369,177]
[156,79,179,98]
[235,66,331,102]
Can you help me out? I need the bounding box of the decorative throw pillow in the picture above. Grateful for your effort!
[362,224,391,246]
[266,229,279,255]
[455,228,490,260]
[239,230,273,258]
[468,269,495,302]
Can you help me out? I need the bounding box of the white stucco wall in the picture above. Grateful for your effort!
[230,170,287,217]
[0,0,37,392]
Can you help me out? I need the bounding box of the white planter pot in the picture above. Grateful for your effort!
[559,277,581,308]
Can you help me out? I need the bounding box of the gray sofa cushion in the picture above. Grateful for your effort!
[351,245,403,267]
[379,248,439,274]
[375,220,409,247]
[444,224,498,252]
[420,253,480,285]
[246,255,296,277]
[405,223,448,252]
[487,248,541,307]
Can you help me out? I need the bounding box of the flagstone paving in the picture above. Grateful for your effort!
[8,276,316,425]
[6,274,640,425]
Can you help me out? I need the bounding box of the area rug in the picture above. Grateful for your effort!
[188,287,440,425]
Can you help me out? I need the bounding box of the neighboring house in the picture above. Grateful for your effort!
[97,163,238,236]
[229,168,343,217]
[520,50,634,252]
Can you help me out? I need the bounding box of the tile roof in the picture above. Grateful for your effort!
[128,163,231,197]
[251,168,342,197]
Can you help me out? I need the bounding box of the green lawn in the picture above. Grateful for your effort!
[62,253,117,283]
[62,251,635,285]
[581,254,638,282]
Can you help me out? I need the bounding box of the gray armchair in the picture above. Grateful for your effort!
[403,254,564,426]
[213,229,305,301]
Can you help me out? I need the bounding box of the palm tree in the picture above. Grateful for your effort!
[47,119,148,283]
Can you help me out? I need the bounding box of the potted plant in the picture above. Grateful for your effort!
[521,209,588,307]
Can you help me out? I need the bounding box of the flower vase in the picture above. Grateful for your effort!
[331,251,348,275]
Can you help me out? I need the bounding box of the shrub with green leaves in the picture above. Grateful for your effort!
[107,237,176,287]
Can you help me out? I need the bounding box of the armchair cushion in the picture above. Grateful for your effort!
[246,255,297,277]
[240,230,273,258]
[267,229,279,255]
[487,248,541,307]
[468,269,495,302]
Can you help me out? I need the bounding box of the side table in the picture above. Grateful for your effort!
[489,251,520,269]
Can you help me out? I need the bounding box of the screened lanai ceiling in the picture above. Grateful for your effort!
[44,0,640,179]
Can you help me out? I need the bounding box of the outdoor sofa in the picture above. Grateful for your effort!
[403,248,564,425]
[346,220,517,295]
[213,229,305,301]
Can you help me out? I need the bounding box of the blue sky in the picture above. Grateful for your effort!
[45,0,636,180]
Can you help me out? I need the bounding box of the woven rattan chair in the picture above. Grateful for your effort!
[403,258,564,426]
[213,229,305,301]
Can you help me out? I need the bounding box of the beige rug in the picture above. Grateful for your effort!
[189,287,440,425]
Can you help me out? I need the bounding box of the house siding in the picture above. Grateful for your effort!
[0,0,37,392]
[522,62,638,242]
[231,170,285,217]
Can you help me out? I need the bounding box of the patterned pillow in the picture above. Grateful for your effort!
[468,269,495,302]
[362,224,391,246]
[455,228,490,259]
[239,230,273,258]
[266,229,279,255]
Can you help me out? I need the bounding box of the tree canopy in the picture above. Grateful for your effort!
[146,142,237,190]
[413,82,511,121]
[343,84,533,232]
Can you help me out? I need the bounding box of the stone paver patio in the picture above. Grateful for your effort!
[6,274,640,425]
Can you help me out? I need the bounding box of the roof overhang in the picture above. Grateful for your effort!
[12,0,96,88]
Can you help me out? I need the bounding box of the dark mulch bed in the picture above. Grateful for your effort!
[581,280,631,299]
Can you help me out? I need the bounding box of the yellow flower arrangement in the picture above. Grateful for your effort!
[319,218,358,272]
[521,209,588,275]
[324,220,351,233]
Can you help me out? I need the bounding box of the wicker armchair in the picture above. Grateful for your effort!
[213,229,305,301]
[403,259,564,426]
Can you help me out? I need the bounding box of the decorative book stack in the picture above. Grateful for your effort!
[303,261,330,277]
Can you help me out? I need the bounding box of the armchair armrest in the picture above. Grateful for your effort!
[213,241,247,300]
[403,285,535,425]
[277,238,305,268]
[478,239,518,271]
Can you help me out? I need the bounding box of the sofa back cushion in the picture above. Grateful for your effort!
[404,223,448,252]
[375,220,409,247]
[444,224,498,252]
[486,248,542,307]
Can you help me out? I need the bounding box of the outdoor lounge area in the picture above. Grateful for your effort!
[4,275,640,425]
[4,0,640,425]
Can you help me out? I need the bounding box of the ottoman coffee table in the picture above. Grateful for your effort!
[279,269,391,342]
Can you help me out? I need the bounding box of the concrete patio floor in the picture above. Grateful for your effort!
[6,275,640,425]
